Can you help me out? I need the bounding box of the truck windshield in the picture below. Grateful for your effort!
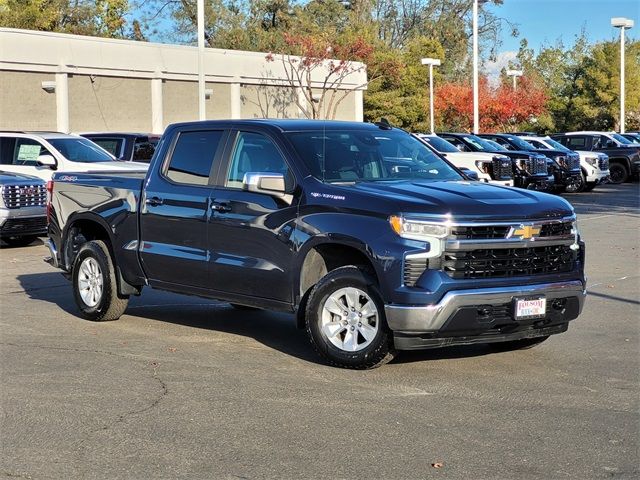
[543,138,571,152]
[462,135,500,152]
[419,135,459,153]
[47,138,115,163]
[611,133,633,145]
[288,130,462,183]
[504,136,536,151]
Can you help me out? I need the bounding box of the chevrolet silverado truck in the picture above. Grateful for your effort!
[551,132,640,184]
[439,133,554,190]
[46,120,586,369]
[479,134,582,192]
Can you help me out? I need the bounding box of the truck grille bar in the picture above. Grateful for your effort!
[2,184,47,209]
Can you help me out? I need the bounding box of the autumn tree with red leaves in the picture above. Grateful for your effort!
[436,76,547,132]
[266,33,375,119]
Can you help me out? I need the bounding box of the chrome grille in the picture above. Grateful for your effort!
[491,157,513,180]
[523,157,547,175]
[443,245,576,279]
[598,157,609,170]
[568,155,580,171]
[2,184,46,209]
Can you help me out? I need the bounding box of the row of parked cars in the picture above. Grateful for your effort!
[1,127,639,247]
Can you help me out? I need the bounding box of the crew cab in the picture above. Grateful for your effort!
[551,132,640,184]
[47,120,586,369]
[479,134,582,192]
[415,134,513,186]
[80,132,160,163]
[0,132,149,181]
[522,136,609,192]
[438,132,554,190]
[0,170,46,247]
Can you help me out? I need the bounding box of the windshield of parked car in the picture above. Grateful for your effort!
[288,129,462,183]
[418,135,459,153]
[504,136,536,151]
[47,138,115,163]
[611,133,633,144]
[542,138,571,152]
[461,135,501,152]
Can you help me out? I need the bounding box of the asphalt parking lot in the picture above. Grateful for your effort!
[1,183,638,480]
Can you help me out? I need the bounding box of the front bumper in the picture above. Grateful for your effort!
[517,174,553,190]
[0,209,47,238]
[385,280,586,349]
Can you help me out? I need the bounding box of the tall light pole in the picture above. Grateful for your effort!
[611,17,634,133]
[197,0,206,121]
[472,0,488,134]
[506,69,523,90]
[421,57,441,134]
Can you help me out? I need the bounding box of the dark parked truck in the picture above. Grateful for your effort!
[47,120,587,369]
[438,132,554,191]
[478,134,582,192]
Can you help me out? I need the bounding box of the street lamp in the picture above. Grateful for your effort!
[506,69,523,90]
[473,0,489,134]
[421,57,441,134]
[197,0,206,120]
[611,17,634,133]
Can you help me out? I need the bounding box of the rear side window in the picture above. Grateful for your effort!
[90,138,124,158]
[166,130,223,185]
[133,137,158,163]
[567,137,586,149]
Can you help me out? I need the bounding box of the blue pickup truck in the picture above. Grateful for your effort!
[46,120,586,369]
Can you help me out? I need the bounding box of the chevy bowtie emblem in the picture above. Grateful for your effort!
[509,225,541,240]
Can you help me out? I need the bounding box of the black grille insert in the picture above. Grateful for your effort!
[450,226,510,240]
[0,217,47,234]
[443,245,576,279]
[540,222,573,237]
[404,257,428,287]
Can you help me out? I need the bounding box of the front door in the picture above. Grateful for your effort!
[0,137,56,181]
[207,130,298,303]
[139,129,227,291]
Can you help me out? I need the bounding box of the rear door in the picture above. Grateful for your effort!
[139,128,228,291]
[206,129,298,303]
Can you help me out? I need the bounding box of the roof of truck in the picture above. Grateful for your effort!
[168,119,394,132]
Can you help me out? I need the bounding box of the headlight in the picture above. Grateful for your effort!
[389,215,449,240]
[585,157,598,166]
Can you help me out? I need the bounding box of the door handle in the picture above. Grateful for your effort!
[145,196,163,207]
[211,200,231,212]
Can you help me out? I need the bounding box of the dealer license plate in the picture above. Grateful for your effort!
[514,296,547,320]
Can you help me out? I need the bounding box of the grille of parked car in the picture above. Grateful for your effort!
[522,157,547,175]
[491,157,513,180]
[449,225,510,240]
[0,217,47,234]
[540,221,573,237]
[2,184,46,209]
[598,157,609,170]
[442,245,576,279]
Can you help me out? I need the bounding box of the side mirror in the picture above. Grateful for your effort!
[459,167,479,181]
[37,154,57,169]
[243,172,286,196]
[605,140,617,148]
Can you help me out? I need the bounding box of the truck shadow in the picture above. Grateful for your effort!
[17,272,518,367]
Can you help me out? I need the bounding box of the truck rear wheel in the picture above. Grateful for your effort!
[304,266,396,369]
[72,240,129,321]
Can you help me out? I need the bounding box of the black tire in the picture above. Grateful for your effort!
[582,181,597,192]
[488,335,549,352]
[229,303,260,311]
[564,173,585,193]
[72,240,129,321]
[608,163,629,184]
[305,266,397,369]
[1,235,39,247]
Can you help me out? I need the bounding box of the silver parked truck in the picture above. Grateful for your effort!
[0,171,47,247]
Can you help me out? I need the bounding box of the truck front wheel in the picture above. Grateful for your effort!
[608,163,629,184]
[305,266,396,369]
[72,240,129,321]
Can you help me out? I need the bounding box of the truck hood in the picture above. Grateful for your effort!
[0,170,45,184]
[328,180,574,220]
[442,151,504,162]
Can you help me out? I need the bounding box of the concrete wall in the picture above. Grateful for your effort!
[0,71,57,130]
[68,75,152,132]
[240,85,299,119]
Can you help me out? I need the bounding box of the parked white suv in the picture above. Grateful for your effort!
[415,134,514,186]
[0,132,148,181]
[522,135,609,192]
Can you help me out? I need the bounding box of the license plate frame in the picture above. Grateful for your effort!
[513,295,547,320]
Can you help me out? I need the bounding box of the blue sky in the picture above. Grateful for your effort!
[484,0,639,78]
[490,0,639,52]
